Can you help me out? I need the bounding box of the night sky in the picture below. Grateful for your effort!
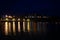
[0,0,59,16]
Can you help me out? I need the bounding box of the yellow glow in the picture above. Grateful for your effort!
[23,22,25,32]
[5,22,8,35]
[27,19,30,21]
[13,21,16,35]
[6,18,8,21]
[18,22,20,32]
[9,22,11,33]
[8,16,12,18]
[27,19,30,32]
[12,18,15,21]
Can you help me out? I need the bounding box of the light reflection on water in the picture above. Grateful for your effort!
[27,19,30,32]
[18,22,20,32]
[13,21,16,35]
[4,21,48,36]
[27,21,30,32]
[5,22,8,35]
[23,22,25,32]
[9,22,11,33]
[2,21,59,40]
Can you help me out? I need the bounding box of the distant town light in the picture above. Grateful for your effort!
[5,15,8,17]
[18,18,20,21]
[8,16,12,18]
[43,16,47,18]
[27,19,30,21]
[32,16,34,18]
[37,16,41,18]
[6,18,8,21]
[25,16,27,18]
[13,16,15,17]
[12,18,15,21]
[28,16,31,18]
[23,19,25,21]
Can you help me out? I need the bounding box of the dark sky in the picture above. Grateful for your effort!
[0,0,59,16]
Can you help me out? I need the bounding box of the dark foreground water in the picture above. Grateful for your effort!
[0,30,59,40]
[0,23,59,40]
[0,30,58,40]
[0,32,49,40]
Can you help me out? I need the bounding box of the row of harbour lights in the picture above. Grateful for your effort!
[4,18,31,35]
[4,18,48,36]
